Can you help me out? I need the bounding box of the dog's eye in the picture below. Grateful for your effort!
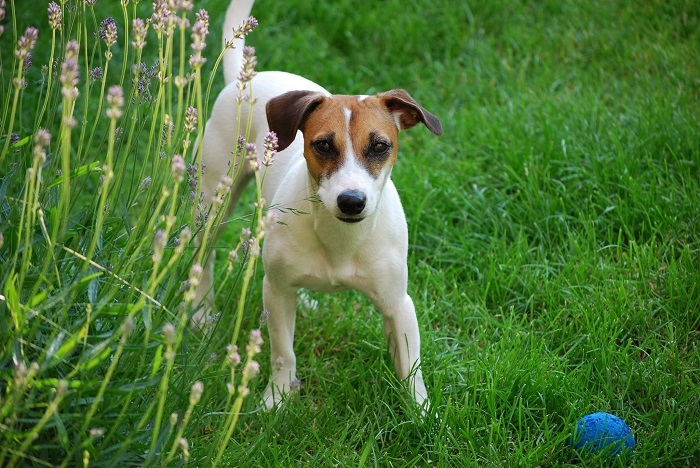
[371,142,390,154]
[313,140,333,155]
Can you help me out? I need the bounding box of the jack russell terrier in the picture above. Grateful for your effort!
[193,0,443,411]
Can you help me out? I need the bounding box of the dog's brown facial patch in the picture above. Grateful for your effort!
[301,95,400,183]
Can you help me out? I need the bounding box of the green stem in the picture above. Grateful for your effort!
[83,110,117,268]
[56,99,75,240]
[17,155,44,293]
[35,29,57,130]
[119,1,130,85]
[82,56,110,166]
[163,399,196,465]
[79,332,127,434]
[0,0,18,142]
[0,68,24,165]
[145,305,188,464]
[230,85,263,348]
[212,349,259,467]
[172,19,187,144]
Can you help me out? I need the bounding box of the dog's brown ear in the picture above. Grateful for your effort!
[378,89,443,136]
[266,90,327,151]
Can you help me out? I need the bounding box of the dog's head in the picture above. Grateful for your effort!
[266,89,442,223]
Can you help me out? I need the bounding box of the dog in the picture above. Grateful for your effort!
[193,0,443,411]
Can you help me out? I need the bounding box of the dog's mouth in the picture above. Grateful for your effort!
[337,216,365,224]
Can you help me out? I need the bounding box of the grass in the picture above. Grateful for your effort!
[1,0,699,466]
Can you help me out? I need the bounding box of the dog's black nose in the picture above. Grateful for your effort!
[337,190,367,216]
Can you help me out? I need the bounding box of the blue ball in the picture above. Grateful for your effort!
[570,412,635,458]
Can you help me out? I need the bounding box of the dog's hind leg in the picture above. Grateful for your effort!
[190,90,255,329]
[262,275,298,408]
[190,171,252,330]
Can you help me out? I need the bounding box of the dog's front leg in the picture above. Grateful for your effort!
[378,294,429,409]
[262,275,298,409]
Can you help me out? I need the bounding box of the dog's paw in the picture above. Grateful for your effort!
[262,377,300,410]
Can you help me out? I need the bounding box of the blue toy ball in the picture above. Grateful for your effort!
[570,412,635,458]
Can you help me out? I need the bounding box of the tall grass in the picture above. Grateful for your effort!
[2,0,699,466]
[1,1,264,465]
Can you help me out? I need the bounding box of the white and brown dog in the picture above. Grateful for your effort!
[194,0,443,410]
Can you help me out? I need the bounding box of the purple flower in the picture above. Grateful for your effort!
[0,0,6,35]
[243,360,260,379]
[60,40,80,100]
[223,16,258,48]
[171,0,193,13]
[131,18,146,49]
[10,133,19,153]
[32,129,51,162]
[151,0,171,34]
[236,46,257,91]
[98,17,117,47]
[184,106,197,133]
[48,2,62,30]
[188,263,203,287]
[22,54,32,74]
[106,85,124,119]
[189,9,210,68]
[189,381,203,405]
[152,229,167,262]
[263,131,278,166]
[171,154,185,183]
[34,129,51,147]
[162,322,176,345]
[15,27,38,61]
[139,176,152,191]
[89,67,102,81]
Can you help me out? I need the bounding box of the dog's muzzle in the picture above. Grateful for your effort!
[337,190,366,223]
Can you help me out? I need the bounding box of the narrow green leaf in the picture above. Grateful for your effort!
[78,272,103,286]
[52,412,70,451]
[77,340,112,372]
[4,271,22,329]
[151,344,163,378]
[119,376,162,392]
[358,437,374,468]
[88,275,98,304]
[9,135,31,149]
[33,379,82,390]
[53,324,88,361]
[71,272,103,300]
[47,331,67,359]
[27,289,49,308]
[46,161,101,189]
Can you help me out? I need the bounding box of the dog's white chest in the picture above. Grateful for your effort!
[266,236,368,294]
[299,253,364,293]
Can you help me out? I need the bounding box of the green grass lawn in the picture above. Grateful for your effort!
[1,0,699,466]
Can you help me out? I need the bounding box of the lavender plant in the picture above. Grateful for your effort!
[0,1,265,465]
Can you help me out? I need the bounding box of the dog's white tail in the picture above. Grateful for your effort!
[222,0,256,86]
